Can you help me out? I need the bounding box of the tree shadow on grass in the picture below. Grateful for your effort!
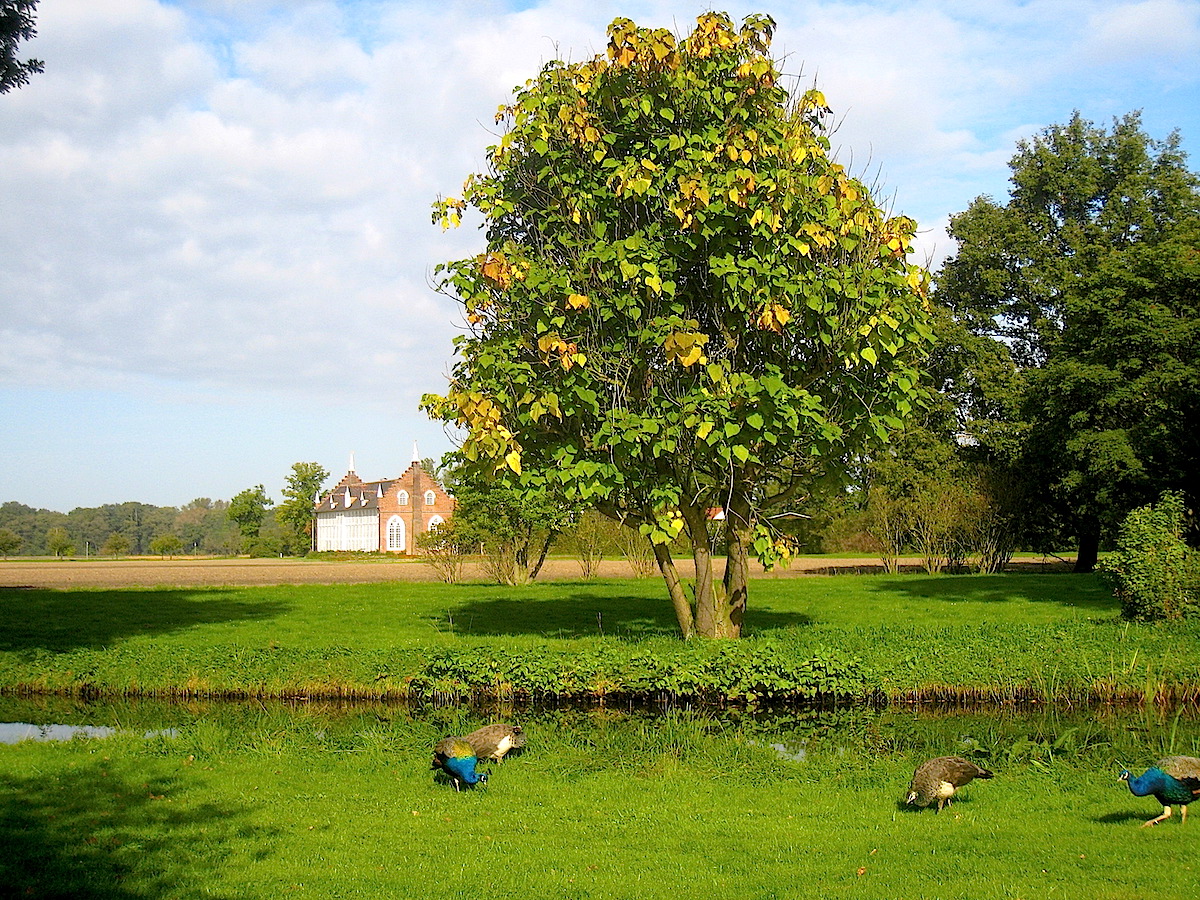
[0,759,272,899]
[0,587,289,653]
[429,587,812,639]
[860,573,1117,614]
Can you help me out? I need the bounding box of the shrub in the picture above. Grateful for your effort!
[1098,491,1198,621]
[615,523,657,577]
[566,510,612,578]
[415,523,470,584]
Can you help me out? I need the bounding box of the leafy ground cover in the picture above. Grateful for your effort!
[2,699,1198,899]
[1,571,1198,704]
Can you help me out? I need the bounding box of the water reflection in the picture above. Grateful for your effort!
[0,722,116,743]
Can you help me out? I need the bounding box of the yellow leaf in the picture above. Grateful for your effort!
[504,450,522,475]
[756,303,791,333]
[479,253,512,288]
[567,293,591,309]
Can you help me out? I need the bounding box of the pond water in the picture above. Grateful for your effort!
[0,721,118,743]
[2,694,1198,768]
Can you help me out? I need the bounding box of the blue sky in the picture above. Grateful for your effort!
[2,0,1198,512]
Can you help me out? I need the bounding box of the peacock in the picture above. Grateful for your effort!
[464,723,526,764]
[905,756,994,812]
[431,736,488,791]
[1119,756,1200,826]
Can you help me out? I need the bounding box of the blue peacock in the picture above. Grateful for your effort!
[431,736,488,791]
[1119,756,1200,826]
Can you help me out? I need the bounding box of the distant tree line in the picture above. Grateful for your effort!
[0,461,332,558]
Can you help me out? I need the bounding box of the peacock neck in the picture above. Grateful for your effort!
[1129,769,1170,797]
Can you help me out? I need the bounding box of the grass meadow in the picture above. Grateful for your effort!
[2,698,1199,899]
[1,571,1198,702]
[3,569,1200,898]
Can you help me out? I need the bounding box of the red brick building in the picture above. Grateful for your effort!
[313,456,455,554]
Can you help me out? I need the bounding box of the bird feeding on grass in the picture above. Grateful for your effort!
[905,756,994,812]
[1119,756,1200,827]
[432,737,488,791]
[464,723,526,764]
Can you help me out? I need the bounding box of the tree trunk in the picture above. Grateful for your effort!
[653,542,694,639]
[720,497,751,640]
[681,502,732,639]
[1074,520,1100,573]
[526,530,556,581]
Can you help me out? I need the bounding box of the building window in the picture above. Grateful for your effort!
[428,515,444,529]
[386,515,406,552]
[424,490,436,506]
[397,490,409,506]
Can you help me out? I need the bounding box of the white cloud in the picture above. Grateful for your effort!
[1082,0,1200,66]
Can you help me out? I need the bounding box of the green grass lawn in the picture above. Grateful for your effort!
[2,701,1198,899]
[2,572,1198,703]
[1,571,1114,652]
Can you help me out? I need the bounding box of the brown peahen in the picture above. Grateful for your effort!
[905,756,994,811]
[464,723,526,763]
[1120,756,1200,826]
[431,736,488,791]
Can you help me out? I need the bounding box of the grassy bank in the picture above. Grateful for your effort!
[3,572,1199,704]
[3,701,1199,899]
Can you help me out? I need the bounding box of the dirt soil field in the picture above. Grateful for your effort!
[0,555,1073,589]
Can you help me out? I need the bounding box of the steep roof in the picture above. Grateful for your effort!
[314,479,397,513]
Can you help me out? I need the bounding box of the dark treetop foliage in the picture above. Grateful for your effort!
[0,0,42,94]
[934,111,1200,569]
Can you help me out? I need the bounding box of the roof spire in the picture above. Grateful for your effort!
[349,451,356,473]
[413,441,420,463]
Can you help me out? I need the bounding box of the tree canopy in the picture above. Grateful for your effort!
[935,111,1200,569]
[0,0,42,94]
[424,12,934,637]
[227,485,272,543]
[275,462,330,554]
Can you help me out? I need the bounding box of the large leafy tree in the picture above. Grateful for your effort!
[936,112,1200,569]
[1,0,42,94]
[275,461,330,554]
[424,12,934,637]
[227,485,272,544]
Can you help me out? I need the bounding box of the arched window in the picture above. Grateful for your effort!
[424,489,436,506]
[386,515,406,552]
[396,490,409,506]
[427,515,445,530]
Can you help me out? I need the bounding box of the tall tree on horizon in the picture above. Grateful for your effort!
[935,111,1200,570]
[275,462,330,554]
